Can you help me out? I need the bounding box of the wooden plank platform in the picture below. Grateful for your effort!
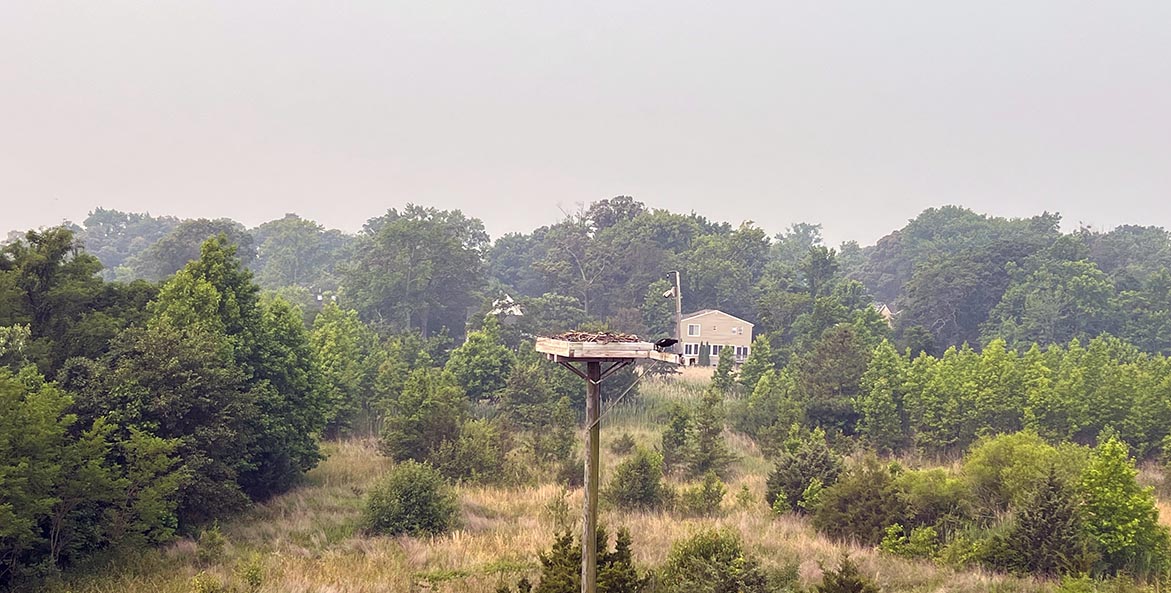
[534,338,681,364]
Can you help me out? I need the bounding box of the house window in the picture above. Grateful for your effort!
[684,343,697,356]
[687,324,700,337]
[736,346,749,358]
[731,326,742,335]
[711,345,723,357]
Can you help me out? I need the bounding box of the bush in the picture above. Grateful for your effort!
[497,527,648,593]
[814,555,880,593]
[657,528,771,593]
[812,456,907,545]
[893,468,972,531]
[431,418,508,483]
[610,432,636,455]
[677,471,726,516]
[962,431,1087,517]
[879,523,939,559]
[557,452,584,489]
[1005,467,1090,577]
[363,461,459,536]
[766,432,843,513]
[660,404,693,475]
[196,524,227,566]
[605,447,670,510]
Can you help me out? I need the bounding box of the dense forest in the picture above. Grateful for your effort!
[5,199,1171,592]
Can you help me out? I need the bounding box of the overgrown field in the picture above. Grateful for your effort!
[36,374,1139,593]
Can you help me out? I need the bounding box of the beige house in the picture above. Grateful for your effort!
[677,309,754,366]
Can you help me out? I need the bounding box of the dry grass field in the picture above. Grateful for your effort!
[35,375,1112,593]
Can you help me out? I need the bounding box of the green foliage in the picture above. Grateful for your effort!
[610,433,636,455]
[737,335,774,393]
[798,324,870,434]
[856,340,906,453]
[814,555,880,593]
[604,447,670,510]
[765,431,843,513]
[196,525,228,566]
[501,527,648,593]
[657,528,772,593]
[363,461,459,537]
[711,345,736,392]
[962,431,1087,518]
[677,471,726,517]
[660,404,693,475]
[812,457,907,545]
[445,316,515,400]
[343,205,488,339]
[380,366,467,463]
[1079,437,1171,577]
[310,302,386,437]
[880,524,939,559]
[1005,467,1089,577]
[689,387,735,478]
[892,468,972,530]
[431,419,508,484]
[500,362,575,463]
[733,368,803,456]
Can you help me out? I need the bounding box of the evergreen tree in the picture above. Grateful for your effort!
[660,404,693,475]
[689,386,735,477]
[766,430,843,513]
[711,345,735,392]
[1007,467,1087,577]
[815,555,880,593]
[736,335,773,393]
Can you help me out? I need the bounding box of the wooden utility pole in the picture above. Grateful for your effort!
[671,271,682,351]
[582,361,602,593]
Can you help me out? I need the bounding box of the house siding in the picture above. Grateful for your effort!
[678,310,754,366]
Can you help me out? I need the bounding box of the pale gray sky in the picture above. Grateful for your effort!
[2,1,1169,246]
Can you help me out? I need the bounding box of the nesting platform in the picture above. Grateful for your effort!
[534,337,681,364]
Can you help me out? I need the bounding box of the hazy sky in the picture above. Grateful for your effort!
[3,1,1169,246]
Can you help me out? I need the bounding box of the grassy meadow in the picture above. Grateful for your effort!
[35,369,1136,593]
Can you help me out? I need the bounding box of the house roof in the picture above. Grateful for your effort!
[680,309,755,326]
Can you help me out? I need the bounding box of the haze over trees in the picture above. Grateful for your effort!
[7,199,1171,591]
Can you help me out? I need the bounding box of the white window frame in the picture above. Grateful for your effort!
[687,324,701,337]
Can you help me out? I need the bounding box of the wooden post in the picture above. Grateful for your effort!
[582,361,602,593]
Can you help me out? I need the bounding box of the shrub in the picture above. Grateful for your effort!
[766,431,843,513]
[814,555,880,593]
[190,572,228,593]
[196,524,227,566]
[893,468,973,530]
[431,418,508,483]
[1079,436,1171,577]
[660,404,693,474]
[610,432,636,455]
[689,387,736,478]
[962,431,1087,517]
[234,553,265,592]
[498,527,648,593]
[677,471,726,516]
[812,456,907,545]
[657,528,771,593]
[557,452,584,489]
[363,461,459,536]
[879,523,939,559]
[1005,466,1090,577]
[605,447,670,510]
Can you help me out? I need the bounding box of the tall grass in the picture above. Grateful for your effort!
[35,378,1102,593]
